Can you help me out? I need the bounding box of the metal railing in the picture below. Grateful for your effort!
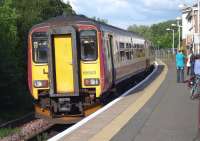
[155,48,175,63]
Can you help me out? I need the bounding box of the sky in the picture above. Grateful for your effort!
[63,0,196,29]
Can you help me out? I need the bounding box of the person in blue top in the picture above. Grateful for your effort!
[194,55,200,75]
[176,50,185,83]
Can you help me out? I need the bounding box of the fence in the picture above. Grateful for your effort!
[155,48,175,63]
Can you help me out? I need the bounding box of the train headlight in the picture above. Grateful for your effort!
[34,80,48,88]
[84,78,100,86]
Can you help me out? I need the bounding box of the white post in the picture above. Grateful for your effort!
[173,29,175,54]
[177,20,181,50]
[166,28,175,54]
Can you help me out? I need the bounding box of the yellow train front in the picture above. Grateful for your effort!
[28,15,154,121]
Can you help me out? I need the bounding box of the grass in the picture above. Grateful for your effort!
[0,128,20,139]
[36,133,48,141]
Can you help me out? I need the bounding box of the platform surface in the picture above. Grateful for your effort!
[49,61,199,141]
[132,62,199,141]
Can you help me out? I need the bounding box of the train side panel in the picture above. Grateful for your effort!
[100,26,148,85]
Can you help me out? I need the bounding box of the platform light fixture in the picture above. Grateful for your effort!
[176,16,182,50]
[166,28,175,54]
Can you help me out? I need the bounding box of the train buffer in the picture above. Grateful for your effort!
[48,60,199,141]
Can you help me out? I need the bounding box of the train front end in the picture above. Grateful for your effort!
[28,23,104,120]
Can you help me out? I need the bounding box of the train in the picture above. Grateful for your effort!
[28,15,155,121]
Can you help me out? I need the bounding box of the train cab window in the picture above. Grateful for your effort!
[80,30,97,61]
[32,32,48,63]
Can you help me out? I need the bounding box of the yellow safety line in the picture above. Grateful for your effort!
[89,60,168,141]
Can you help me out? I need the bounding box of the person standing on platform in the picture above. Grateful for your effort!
[176,50,185,83]
[186,51,192,76]
[194,55,200,76]
[190,51,195,76]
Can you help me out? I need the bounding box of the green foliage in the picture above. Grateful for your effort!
[0,0,21,109]
[128,20,179,49]
[91,16,108,24]
[127,24,151,39]
[0,128,20,139]
[0,0,75,121]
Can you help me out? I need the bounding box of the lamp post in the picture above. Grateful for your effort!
[166,28,175,54]
[176,17,182,50]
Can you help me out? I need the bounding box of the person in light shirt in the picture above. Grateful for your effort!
[186,51,192,76]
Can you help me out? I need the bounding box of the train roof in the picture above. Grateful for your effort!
[31,14,144,39]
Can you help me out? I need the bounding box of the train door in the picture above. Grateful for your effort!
[48,26,79,96]
[108,35,115,86]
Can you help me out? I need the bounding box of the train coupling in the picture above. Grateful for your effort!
[51,97,83,115]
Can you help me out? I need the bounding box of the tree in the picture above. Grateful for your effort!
[127,20,179,49]
[127,24,151,39]
[0,0,20,109]
[91,16,108,24]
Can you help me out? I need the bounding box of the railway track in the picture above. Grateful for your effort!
[0,113,35,129]
[0,66,154,141]
[0,105,102,141]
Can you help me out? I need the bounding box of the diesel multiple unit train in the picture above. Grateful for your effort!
[28,15,155,120]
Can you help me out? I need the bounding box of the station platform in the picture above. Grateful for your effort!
[49,60,199,141]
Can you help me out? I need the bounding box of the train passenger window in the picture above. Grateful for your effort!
[126,43,129,48]
[131,49,134,58]
[134,44,137,48]
[120,51,125,61]
[126,51,132,60]
[128,43,131,48]
[32,32,48,63]
[126,52,129,60]
[119,42,124,49]
[80,30,97,61]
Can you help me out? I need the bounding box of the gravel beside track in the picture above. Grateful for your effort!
[1,119,52,141]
